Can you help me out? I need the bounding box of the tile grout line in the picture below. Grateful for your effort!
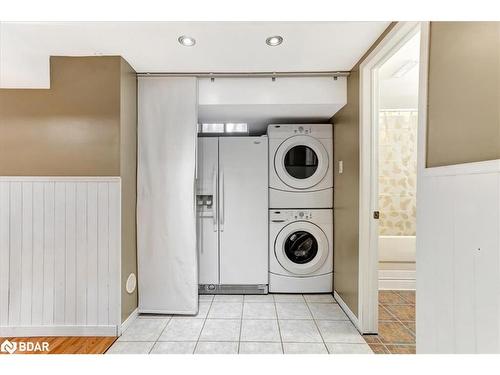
[237,297,244,353]
[309,295,376,352]
[380,302,416,343]
[304,296,330,353]
[382,300,415,321]
[367,339,391,354]
[193,296,214,354]
[273,294,285,354]
[393,290,415,305]
[377,291,416,351]
[147,314,172,353]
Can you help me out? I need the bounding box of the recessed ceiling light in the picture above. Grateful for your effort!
[178,35,196,47]
[266,35,283,47]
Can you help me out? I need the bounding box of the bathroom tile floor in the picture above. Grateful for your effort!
[106,293,372,354]
[364,290,416,354]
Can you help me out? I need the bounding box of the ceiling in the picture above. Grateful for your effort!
[0,21,390,88]
[379,31,420,110]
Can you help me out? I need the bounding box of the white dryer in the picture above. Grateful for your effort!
[268,124,333,209]
[269,209,333,293]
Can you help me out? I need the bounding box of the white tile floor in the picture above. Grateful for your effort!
[106,293,373,354]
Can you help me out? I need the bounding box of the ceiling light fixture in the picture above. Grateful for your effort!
[266,35,283,47]
[391,60,418,78]
[178,35,196,47]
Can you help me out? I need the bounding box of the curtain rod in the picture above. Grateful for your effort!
[136,71,350,78]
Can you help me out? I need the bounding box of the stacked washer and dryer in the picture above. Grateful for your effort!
[268,124,334,293]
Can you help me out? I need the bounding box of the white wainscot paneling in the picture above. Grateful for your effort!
[0,178,121,336]
[417,165,500,353]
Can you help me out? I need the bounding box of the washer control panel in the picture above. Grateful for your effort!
[270,210,313,223]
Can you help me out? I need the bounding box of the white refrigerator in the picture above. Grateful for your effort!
[197,136,268,293]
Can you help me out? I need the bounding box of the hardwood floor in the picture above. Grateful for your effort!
[363,290,416,354]
[0,336,117,354]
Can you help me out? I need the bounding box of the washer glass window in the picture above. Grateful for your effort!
[284,231,318,264]
[284,146,319,179]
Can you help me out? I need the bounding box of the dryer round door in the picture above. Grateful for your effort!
[274,135,329,190]
[275,222,329,275]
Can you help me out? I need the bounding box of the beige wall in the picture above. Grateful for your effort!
[0,56,138,324]
[427,22,500,167]
[332,24,396,317]
[332,68,361,316]
[0,56,121,176]
[119,59,138,322]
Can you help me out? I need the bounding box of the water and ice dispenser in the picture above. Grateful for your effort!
[197,194,214,215]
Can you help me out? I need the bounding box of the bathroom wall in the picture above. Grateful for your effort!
[332,23,396,318]
[378,112,418,236]
[378,110,417,290]
[0,56,138,328]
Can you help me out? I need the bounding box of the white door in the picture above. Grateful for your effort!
[219,137,268,285]
[274,136,329,189]
[197,138,219,285]
[274,222,329,275]
[453,173,499,353]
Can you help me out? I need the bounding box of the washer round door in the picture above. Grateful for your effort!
[275,221,329,275]
[274,135,329,190]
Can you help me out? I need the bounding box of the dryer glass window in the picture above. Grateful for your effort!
[284,231,318,264]
[284,146,318,179]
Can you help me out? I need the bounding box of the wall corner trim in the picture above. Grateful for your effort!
[118,308,138,336]
[334,291,362,333]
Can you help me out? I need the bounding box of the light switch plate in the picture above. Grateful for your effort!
[338,160,344,174]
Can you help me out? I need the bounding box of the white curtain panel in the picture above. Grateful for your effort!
[137,77,198,314]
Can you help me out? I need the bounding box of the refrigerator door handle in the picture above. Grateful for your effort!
[220,168,224,232]
[212,166,218,232]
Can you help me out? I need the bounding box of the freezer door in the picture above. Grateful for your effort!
[197,137,219,285]
[219,136,269,285]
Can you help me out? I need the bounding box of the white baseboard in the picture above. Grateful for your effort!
[333,291,360,332]
[378,270,416,290]
[118,308,138,336]
[0,325,117,337]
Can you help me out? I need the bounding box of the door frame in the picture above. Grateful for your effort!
[357,21,429,333]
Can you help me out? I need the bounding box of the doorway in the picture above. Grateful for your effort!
[358,22,428,341]
[373,30,420,353]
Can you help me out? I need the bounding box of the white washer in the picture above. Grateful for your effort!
[268,124,333,209]
[269,209,333,293]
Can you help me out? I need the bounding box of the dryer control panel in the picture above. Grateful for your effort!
[267,124,333,139]
[270,210,313,223]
